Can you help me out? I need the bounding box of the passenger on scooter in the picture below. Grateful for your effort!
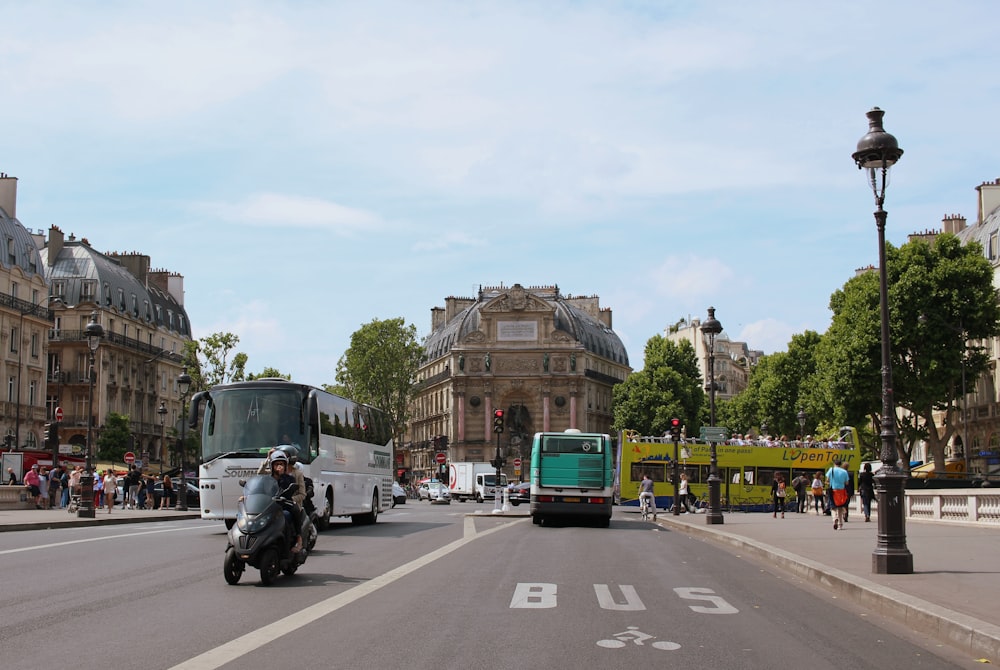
[265,452,303,554]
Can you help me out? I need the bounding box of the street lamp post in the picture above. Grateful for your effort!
[700,307,724,525]
[77,311,104,519]
[176,371,192,511]
[797,408,807,443]
[157,401,167,465]
[852,106,913,574]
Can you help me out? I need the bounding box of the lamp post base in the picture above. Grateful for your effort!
[705,475,724,525]
[77,474,95,519]
[872,468,913,574]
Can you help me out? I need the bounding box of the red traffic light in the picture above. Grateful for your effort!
[494,409,504,419]
[493,409,505,433]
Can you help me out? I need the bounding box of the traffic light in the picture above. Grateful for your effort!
[45,423,58,448]
[493,409,505,433]
[669,418,682,441]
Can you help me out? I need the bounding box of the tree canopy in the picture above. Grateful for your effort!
[335,317,423,448]
[612,335,704,437]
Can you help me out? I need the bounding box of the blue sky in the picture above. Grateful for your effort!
[3,1,999,384]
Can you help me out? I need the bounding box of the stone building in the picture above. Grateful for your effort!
[403,284,630,482]
[0,174,192,469]
[665,313,759,404]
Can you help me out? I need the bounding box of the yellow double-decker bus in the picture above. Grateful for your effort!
[618,428,860,512]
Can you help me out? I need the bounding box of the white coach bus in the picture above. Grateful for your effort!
[190,379,393,529]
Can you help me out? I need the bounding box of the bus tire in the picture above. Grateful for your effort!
[532,515,541,525]
[352,491,379,525]
[224,519,236,530]
[314,490,332,531]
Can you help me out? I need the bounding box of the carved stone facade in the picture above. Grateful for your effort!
[403,284,631,482]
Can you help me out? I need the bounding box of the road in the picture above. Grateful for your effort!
[0,502,981,669]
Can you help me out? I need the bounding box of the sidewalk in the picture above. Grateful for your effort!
[0,505,201,532]
[654,507,1000,663]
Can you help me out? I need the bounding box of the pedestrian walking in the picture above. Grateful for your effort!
[145,475,157,509]
[160,474,174,509]
[126,466,141,509]
[59,466,70,508]
[810,471,825,515]
[771,472,787,518]
[103,470,117,513]
[859,462,876,522]
[791,472,809,513]
[826,460,850,530]
[94,469,104,509]
[38,468,50,509]
[47,466,62,509]
[678,472,693,513]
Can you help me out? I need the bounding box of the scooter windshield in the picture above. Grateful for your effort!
[242,476,280,515]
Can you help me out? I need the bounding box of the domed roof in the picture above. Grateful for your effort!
[422,284,629,366]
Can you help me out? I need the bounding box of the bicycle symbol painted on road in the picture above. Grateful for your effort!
[596,626,680,650]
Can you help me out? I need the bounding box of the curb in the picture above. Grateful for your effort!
[657,517,1000,662]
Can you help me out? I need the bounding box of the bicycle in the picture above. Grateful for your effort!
[639,494,656,521]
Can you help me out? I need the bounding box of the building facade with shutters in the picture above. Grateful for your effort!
[403,284,631,483]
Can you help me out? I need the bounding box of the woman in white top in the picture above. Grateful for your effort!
[103,470,117,513]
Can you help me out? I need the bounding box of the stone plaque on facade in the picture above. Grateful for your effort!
[497,321,538,341]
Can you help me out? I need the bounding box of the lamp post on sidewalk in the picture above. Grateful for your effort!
[700,307,724,525]
[176,371,192,511]
[852,106,913,574]
[157,401,167,466]
[77,311,104,519]
[797,408,807,443]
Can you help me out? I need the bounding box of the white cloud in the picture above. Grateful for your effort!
[195,193,384,233]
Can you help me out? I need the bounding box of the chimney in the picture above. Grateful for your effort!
[941,214,967,235]
[47,226,64,266]
[976,178,1000,225]
[0,173,16,219]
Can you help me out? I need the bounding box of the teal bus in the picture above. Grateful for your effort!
[529,429,614,527]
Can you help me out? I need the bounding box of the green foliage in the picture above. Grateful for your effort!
[96,413,132,464]
[248,367,290,381]
[612,335,704,437]
[335,317,423,447]
[724,331,822,438]
[815,233,1000,470]
[184,332,248,391]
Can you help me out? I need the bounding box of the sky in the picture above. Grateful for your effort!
[3,1,1000,384]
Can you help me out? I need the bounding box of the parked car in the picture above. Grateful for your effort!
[507,482,530,506]
[419,482,451,503]
[152,480,200,509]
[392,481,406,506]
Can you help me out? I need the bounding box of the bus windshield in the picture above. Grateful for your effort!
[201,387,308,462]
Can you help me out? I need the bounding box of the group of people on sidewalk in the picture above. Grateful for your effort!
[9,462,179,512]
[772,461,877,528]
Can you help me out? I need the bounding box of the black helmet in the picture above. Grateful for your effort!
[276,444,299,464]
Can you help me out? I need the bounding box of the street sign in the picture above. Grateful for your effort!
[699,426,729,442]
[435,452,447,464]
[124,451,136,464]
[513,458,522,467]
[54,407,63,422]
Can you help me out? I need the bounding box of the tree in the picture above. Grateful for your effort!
[335,318,423,449]
[183,332,248,392]
[96,413,132,464]
[816,233,1000,472]
[724,331,823,438]
[612,335,703,437]
[248,367,290,381]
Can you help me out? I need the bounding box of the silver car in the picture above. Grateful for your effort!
[418,482,451,503]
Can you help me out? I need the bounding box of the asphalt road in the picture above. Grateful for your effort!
[0,502,981,669]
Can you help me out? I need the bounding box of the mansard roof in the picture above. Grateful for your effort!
[422,284,629,366]
[39,238,190,337]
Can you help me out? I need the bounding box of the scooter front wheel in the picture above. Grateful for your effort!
[259,548,280,586]
[224,547,244,585]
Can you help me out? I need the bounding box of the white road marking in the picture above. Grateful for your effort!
[0,524,214,555]
[170,517,527,670]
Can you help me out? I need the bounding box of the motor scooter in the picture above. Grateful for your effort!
[224,475,315,585]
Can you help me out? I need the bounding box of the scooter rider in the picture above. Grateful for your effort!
[264,451,303,554]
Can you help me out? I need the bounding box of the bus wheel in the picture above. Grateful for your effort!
[224,519,236,530]
[315,492,332,531]
[532,515,541,525]
[352,492,379,525]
